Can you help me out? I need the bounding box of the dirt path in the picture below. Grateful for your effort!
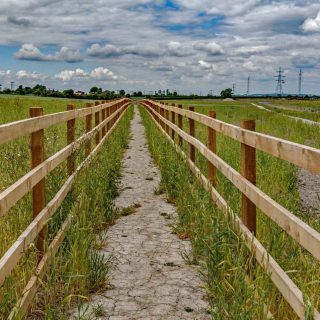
[71,105,210,319]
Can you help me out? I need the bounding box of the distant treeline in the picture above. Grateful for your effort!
[1,84,319,101]
[0,85,139,100]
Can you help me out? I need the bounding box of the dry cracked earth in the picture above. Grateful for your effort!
[70,105,210,319]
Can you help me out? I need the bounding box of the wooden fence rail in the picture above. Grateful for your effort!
[0,98,131,318]
[141,99,320,320]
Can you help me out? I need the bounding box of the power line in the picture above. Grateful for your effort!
[275,67,285,96]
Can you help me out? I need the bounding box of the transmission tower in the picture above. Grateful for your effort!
[232,83,236,95]
[246,76,250,96]
[299,68,303,96]
[275,67,285,96]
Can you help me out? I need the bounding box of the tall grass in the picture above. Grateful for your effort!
[0,95,133,318]
[140,103,320,319]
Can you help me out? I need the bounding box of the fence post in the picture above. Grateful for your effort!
[106,106,110,132]
[178,105,183,147]
[241,120,256,235]
[95,101,100,146]
[67,104,75,176]
[208,111,217,187]
[171,104,175,141]
[30,107,46,259]
[101,101,106,137]
[160,106,165,129]
[165,106,170,134]
[189,106,195,162]
[85,103,92,157]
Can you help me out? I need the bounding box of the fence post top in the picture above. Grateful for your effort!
[209,110,216,118]
[241,119,256,130]
[30,107,43,116]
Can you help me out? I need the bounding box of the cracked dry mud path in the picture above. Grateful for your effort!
[71,105,210,319]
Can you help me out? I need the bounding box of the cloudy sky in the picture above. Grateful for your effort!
[1,0,320,94]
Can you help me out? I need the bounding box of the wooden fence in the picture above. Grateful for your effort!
[141,99,320,320]
[0,98,131,318]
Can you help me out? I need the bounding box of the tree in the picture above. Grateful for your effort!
[32,84,47,96]
[89,86,102,94]
[63,89,74,98]
[119,89,125,96]
[220,88,233,99]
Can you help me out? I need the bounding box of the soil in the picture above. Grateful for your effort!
[297,168,320,214]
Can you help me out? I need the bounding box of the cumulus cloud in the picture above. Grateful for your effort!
[167,41,192,57]
[14,44,82,62]
[302,11,320,32]
[87,43,161,58]
[55,67,119,82]
[55,68,88,82]
[194,42,224,55]
[16,70,44,80]
[90,67,118,80]
[198,60,216,71]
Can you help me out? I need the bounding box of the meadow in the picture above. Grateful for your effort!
[0,95,133,318]
[143,98,320,319]
[1,94,320,319]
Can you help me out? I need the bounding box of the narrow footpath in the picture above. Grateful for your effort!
[72,105,210,319]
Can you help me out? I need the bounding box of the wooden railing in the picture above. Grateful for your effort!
[141,99,320,320]
[0,98,131,318]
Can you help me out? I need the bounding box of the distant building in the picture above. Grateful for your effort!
[75,90,85,95]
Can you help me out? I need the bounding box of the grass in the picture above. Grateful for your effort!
[0,95,133,318]
[140,100,320,319]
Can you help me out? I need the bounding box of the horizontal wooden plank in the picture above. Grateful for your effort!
[148,100,320,173]
[143,103,320,320]
[8,214,72,319]
[0,99,129,145]
[0,103,130,288]
[0,103,128,217]
[143,102,320,261]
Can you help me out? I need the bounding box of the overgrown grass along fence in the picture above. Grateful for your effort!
[141,99,320,320]
[0,98,131,318]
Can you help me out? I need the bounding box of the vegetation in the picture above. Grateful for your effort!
[140,100,320,319]
[0,95,133,318]
[220,88,233,98]
[0,85,131,100]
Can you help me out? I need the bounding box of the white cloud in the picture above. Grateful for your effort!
[55,69,88,82]
[302,10,320,32]
[90,67,118,80]
[15,44,82,62]
[55,67,119,82]
[16,70,44,80]
[198,60,216,71]
[194,42,224,55]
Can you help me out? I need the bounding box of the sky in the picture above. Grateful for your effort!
[0,0,320,95]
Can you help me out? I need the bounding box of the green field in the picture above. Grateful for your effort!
[145,99,320,319]
[0,95,134,318]
[1,95,320,318]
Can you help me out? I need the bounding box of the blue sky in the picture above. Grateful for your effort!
[0,0,320,94]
